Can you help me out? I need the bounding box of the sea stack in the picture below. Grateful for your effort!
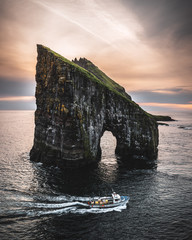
[30,45,159,168]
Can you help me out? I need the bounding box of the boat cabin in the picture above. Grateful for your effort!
[112,192,121,203]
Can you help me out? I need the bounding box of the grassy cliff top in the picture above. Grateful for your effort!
[38,45,131,101]
[38,45,169,122]
[72,57,131,100]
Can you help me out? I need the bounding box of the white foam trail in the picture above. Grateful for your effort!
[25,204,126,217]
[34,195,71,202]
[26,207,78,217]
[1,202,127,218]
[34,195,94,202]
[179,125,192,130]
[20,201,89,209]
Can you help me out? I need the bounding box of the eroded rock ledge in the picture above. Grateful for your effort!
[30,45,159,168]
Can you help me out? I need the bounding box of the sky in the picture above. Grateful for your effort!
[0,0,191,113]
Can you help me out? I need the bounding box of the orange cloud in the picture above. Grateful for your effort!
[0,96,35,102]
[139,102,192,110]
[0,0,183,90]
[0,0,192,112]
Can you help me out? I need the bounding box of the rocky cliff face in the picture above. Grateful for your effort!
[30,45,159,168]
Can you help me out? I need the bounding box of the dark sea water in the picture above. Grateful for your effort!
[0,111,192,240]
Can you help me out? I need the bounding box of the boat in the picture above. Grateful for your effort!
[85,192,130,208]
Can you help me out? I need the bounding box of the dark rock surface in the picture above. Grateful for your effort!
[158,122,169,126]
[30,45,159,168]
[151,115,175,121]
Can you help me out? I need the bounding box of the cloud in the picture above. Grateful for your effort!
[0,77,35,97]
[151,87,189,95]
[0,0,157,88]
[122,0,192,90]
[122,0,192,43]
[32,0,114,46]
[129,88,192,104]
[0,100,35,110]
[139,102,192,112]
[0,96,35,101]
[0,0,191,110]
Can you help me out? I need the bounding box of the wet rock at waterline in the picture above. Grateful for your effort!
[30,45,159,168]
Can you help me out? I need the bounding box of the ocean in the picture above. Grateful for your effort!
[0,110,192,240]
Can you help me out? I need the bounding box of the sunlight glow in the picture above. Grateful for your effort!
[0,96,35,102]
[139,102,192,110]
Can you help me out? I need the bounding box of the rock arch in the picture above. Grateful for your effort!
[30,45,159,168]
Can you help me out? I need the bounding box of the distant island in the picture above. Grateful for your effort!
[30,45,172,168]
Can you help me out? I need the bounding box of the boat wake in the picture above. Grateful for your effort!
[0,194,127,220]
[178,124,192,130]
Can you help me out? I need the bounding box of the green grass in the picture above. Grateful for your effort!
[39,45,157,121]
[73,58,129,99]
[39,45,131,101]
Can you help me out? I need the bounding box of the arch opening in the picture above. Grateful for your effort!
[99,131,118,182]
[100,131,117,162]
